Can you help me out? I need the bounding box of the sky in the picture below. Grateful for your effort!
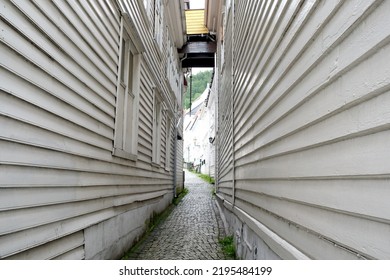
[192,67,212,74]
[189,0,205,9]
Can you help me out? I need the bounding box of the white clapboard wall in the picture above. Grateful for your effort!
[216,0,390,259]
[0,0,183,259]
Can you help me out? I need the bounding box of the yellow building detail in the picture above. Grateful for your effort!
[185,9,209,35]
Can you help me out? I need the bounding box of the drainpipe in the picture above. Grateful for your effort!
[173,105,178,198]
[174,0,186,199]
[173,103,183,198]
[213,55,219,195]
[189,69,192,116]
[180,54,187,62]
[231,0,236,207]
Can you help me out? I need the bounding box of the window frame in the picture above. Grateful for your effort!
[113,13,144,161]
[165,112,172,171]
[152,89,163,165]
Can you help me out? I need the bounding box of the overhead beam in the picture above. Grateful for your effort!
[181,56,215,68]
[179,41,216,54]
[179,40,216,68]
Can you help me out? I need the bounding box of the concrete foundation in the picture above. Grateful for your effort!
[216,196,281,260]
[84,193,172,259]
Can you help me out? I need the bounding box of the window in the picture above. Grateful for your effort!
[165,114,172,170]
[152,90,162,164]
[113,14,143,160]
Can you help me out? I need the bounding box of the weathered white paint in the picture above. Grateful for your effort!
[84,196,170,260]
[0,0,184,259]
[6,231,84,260]
[210,0,390,259]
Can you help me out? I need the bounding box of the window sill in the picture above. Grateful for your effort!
[112,148,137,161]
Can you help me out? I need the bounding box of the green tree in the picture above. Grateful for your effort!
[184,70,212,109]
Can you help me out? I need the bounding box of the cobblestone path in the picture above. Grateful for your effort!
[127,170,227,260]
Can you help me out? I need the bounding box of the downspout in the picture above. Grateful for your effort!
[173,104,178,198]
[189,69,193,116]
[175,0,186,198]
[173,104,181,198]
[173,95,184,198]
[231,0,236,207]
[213,51,219,195]
[180,54,188,62]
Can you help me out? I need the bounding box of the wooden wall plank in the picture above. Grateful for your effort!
[216,0,390,259]
[0,0,184,259]
[5,231,84,260]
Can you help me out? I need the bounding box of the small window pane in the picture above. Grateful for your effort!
[120,39,126,83]
[127,51,133,93]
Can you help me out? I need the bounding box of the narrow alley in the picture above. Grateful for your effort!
[126,170,227,260]
[2,0,390,262]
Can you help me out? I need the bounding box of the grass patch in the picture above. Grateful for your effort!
[188,170,216,196]
[121,188,189,259]
[219,235,236,259]
[195,173,215,184]
[173,187,189,205]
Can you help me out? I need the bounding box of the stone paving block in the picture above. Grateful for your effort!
[126,170,228,260]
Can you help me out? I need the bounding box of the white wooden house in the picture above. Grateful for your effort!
[0,0,185,259]
[183,86,207,168]
[183,80,217,177]
[207,0,390,259]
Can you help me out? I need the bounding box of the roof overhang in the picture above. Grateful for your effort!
[165,0,187,48]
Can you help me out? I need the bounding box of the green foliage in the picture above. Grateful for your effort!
[184,70,213,109]
[197,173,215,185]
[189,169,215,185]
[219,235,236,259]
[173,188,189,205]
